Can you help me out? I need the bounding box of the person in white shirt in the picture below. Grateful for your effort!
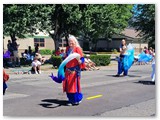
[84,54,99,70]
[31,57,41,74]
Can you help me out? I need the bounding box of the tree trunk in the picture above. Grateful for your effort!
[49,33,59,51]
[10,33,16,42]
[65,33,69,47]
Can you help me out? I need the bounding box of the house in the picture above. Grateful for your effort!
[3,28,148,56]
[3,31,55,56]
[95,28,148,54]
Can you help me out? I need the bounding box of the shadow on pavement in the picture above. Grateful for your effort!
[39,99,69,108]
[106,75,141,77]
[107,75,125,77]
[133,80,155,85]
[127,75,141,77]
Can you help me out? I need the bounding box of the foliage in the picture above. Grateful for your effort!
[3,4,133,50]
[39,49,52,55]
[79,4,133,48]
[130,4,155,48]
[3,4,52,40]
[52,50,55,55]
[50,54,111,68]
[111,49,118,54]
[89,55,111,66]
[50,55,63,68]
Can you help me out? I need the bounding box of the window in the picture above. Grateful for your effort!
[59,39,67,47]
[34,38,45,47]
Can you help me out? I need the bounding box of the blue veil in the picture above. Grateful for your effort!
[138,52,152,62]
[50,53,84,83]
[123,43,135,71]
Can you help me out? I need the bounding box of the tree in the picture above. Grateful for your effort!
[78,4,133,50]
[3,4,133,50]
[3,4,52,41]
[130,4,155,48]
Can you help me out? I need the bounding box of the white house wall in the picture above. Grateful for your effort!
[3,37,55,55]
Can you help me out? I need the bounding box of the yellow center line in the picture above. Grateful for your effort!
[86,94,103,100]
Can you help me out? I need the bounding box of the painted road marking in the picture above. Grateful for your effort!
[86,94,103,100]
[3,92,29,100]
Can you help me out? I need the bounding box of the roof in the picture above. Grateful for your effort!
[112,34,134,41]
[121,28,141,39]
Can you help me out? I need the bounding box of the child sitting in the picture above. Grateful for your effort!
[85,54,99,71]
[31,57,42,74]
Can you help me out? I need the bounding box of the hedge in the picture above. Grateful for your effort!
[89,55,111,66]
[39,49,52,55]
[50,55,63,68]
[50,54,111,68]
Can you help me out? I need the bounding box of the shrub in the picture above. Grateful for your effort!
[39,49,52,55]
[50,55,63,68]
[52,50,55,55]
[90,55,111,66]
[50,54,111,68]
[111,49,118,54]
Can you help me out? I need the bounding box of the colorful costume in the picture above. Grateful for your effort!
[117,43,134,76]
[138,52,153,63]
[117,54,128,75]
[151,58,155,82]
[63,46,84,104]
[3,69,9,95]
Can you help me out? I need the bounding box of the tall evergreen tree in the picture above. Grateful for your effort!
[130,4,155,48]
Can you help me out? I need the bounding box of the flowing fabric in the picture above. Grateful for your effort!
[123,43,135,71]
[138,52,153,62]
[151,59,155,82]
[50,53,84,83]
[67,93,83,104]
[3,51,11,58]
[117,55,128,75]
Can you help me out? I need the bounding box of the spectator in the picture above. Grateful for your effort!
[35,53,46,64]
[35,44,39,54]
[22,49,29,58]
[7,40,12,51]
[60,49,65,60]
[149,47,153,55]
[144,46,149,54]
[12,38,20,67]
[31,57,41,74]
[22,49,32,65]
[28,46,34,61]
[28,46,32,55]
[7,40,14,58]
[55,47,61,56]
[35,53,42,61]
[84,54,99,70]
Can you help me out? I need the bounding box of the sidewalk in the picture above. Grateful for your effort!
[101,99,155,117]
[4,60,118,75]
[4,64,55,75]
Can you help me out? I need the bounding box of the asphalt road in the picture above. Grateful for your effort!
[3,64,155,117]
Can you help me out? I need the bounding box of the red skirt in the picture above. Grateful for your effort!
[63,68,81,93]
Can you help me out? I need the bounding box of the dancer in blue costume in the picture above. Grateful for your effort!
[115,39,134,77]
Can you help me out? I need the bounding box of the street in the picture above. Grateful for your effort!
[3,64,155,117]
